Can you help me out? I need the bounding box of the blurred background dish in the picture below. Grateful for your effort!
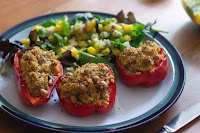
[181,0,200,25]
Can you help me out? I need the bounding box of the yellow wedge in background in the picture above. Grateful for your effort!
[182,0,200,25]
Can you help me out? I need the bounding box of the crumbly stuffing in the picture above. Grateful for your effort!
[19,46,61,97]
[59,63,114,107]
[118,41,165,75]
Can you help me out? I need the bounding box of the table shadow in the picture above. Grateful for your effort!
[171,22,200,68]
[115,105,176,133]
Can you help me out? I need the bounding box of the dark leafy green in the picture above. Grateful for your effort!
[41,15,69,28]
[29,30,38,43]
[70,12,101,25]
[100,18,112,26]
[116,11,167,48]
[28,30,64,58]
[0,39,24,74]
[130,24,145,47]
[93,14,101,21]
[111,37,126,52]
[61,21,71,36]
[41,21,56,28]
[53,33,64,47]
[130,22,168,47]
[116,10,136,24]
[144,20,168,33]
[37,28,47,38]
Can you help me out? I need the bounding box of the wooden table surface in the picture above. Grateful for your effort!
[0,0,200,133]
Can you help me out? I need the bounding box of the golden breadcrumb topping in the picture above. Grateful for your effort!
[59,63,114,107]
[118,41,165,75]
[19,46,61,97]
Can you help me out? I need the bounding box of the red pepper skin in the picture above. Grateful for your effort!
[56,64,116,117]
[13,50,63,106]
[116,49,168,87]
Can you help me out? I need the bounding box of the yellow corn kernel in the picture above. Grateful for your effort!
[21,39,30,47]
[54,24,62,33]
[57,21,63,27]
[48,34,55,43]
[55,25,61,32]
[123,24,133,32]
[194,12,200,25]
[115,25,122,31]
[86,19,96,32]
[112,48,121,56]
[33,25,42,31]
[101,48,110,54]
[78,41,86,48]
[104,23,113,32]
[64,45,70,50]
[123,35,132,41]
[71,48,79,59]
[88,46,97,55]
[94,42,101,52]
[98,24,103,32]
[60,48,67,53]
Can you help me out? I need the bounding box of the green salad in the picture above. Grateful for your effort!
[0,11,167,74]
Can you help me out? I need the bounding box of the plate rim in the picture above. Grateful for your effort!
[0,11,185,132]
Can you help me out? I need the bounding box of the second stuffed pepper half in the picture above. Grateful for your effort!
[56,63,116,117]
[116,41,168,87]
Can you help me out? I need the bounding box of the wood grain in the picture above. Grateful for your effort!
[1,0,200,132]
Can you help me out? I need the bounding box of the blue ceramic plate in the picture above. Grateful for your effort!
[0,11,185,132]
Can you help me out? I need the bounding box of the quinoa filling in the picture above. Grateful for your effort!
[118,41,166,75]
[19,46,61,97]
[59,63,114,107]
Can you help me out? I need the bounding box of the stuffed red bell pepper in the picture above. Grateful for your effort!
[116,41,168,87]
[13,46,63,106]
[56,63,116,117]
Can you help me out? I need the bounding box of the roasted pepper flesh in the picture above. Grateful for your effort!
[116,49,168,86]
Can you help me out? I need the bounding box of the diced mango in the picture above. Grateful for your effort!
[112,48,121,56]
[101,48,110,54]
[123,24,133,32]
[71,48,79,59]
[78,41,86,48]
[61,48,67,53]
[98,24,104,32]
[86,19,96,32]
[88,46,97,55]
[115,25,122,31]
